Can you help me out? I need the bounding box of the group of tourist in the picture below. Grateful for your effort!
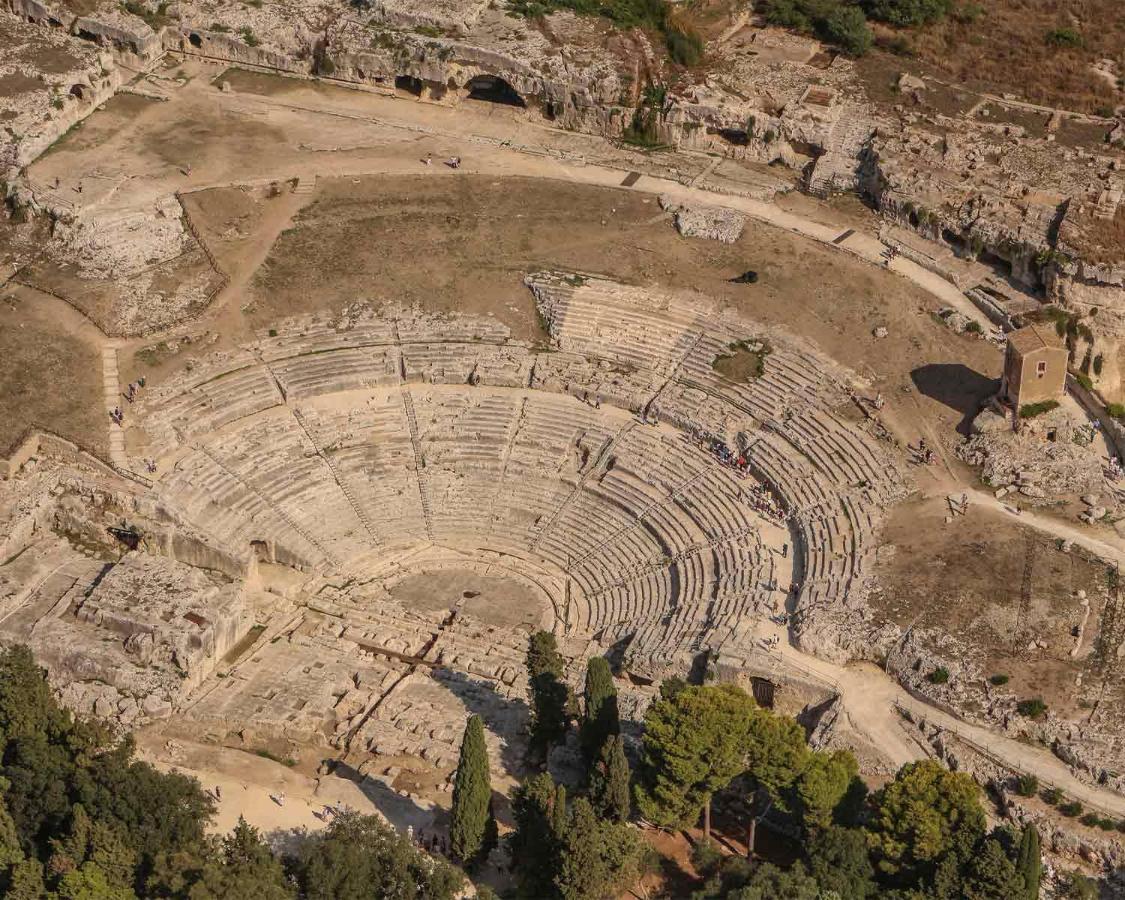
[110,376,147,426]
[407,825,449,857]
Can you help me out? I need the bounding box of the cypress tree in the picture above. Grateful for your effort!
[527,632,569,761]
[555,798,609,900]
[1016,825,1041,900]
[552,784,568,839]
[450,716,492,866]
[509,773,558,898]
[527,631,564,680]
[590,734,631,822]
[581,657,620,762]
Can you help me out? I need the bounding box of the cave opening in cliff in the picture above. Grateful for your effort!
[395,75,423,97]
[466,75,526,108]
[69,84,85,100]
[707,126,749,146]
[188,32,202,48]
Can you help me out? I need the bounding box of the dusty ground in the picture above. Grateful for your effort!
[854,1,1124,116]
[0,285,106,456]
[873,496,1119,721]
[388,570,550,630]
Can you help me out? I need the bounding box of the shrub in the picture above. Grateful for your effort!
[965,320,982,334]
[862,0,951,27]
[1017,697,1047,719]
[1041,787,1063,805]
[761,0,814,31]
[1019,400,1059,419]
[1080,812,1100,827]
[951,2,983,23]
[927,667,950,685]
[879,34,916,57]
[1014,774,1038,797]
[1107,403,1125,419]
[820,5,873,56]
[665,25,703,66]
[1046,27,1084,48]
[1060,871,1100,899]
[1075,372,1094,391]
[1059,800,1083,817]
[690,838,725,878]
[989,673,1010,686]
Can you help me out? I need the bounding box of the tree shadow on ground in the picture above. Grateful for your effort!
[429,666,531,780]
[332,759,436,834]
[911,363,1000,436]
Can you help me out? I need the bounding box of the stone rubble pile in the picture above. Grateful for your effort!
[659,195,746,244]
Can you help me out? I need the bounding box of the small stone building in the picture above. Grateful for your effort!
[1001,323,1068,410]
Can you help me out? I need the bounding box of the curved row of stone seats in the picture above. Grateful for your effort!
[298,400,428,550]
[526,274,702,376]
[414,391,520,446]
[681,335,846,423]
[160,451,333,571]
[141,360,282,453]
[779,409,903,502]
[254,318,398,361]
[396,315,512,345]
[269,347,401,401]
[577,566,675,636]
[531,352,661,412]
[403,343,533,387]
[202,417,375,563]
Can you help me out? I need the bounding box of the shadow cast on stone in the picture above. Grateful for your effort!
[429,666,531,780]
[331,759,436,835]
[911,363,1000,436]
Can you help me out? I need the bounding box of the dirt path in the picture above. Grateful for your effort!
[756,617,1125,816]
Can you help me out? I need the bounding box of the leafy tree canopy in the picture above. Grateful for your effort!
[866,760,985,884]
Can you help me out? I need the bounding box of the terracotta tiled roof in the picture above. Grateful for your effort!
[1007,323,1065,356]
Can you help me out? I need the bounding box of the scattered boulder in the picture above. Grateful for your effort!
[659,195,745,243]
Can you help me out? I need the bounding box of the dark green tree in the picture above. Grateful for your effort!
[806,826,876,899]
[726,861,820,900]
[866,760,985,887]
[159,818,294,900]
[554,797,642,900]
[450,716,492,866]
[508,772,560,898]
[820,5,873,56]
[580,658,619,762]
[590,734,631,822]
[295,812,463,900]
[742,707,810,853]
[635,683,758,838]
[6,859,46,900]
[861,0,951,26]
[552,784,569,839]
[795,750,858,831]
[0,784,26,897]
[1016,825,1041,900]
[527,632,569,760]
[527,631,565,680]
[963,836,1024,900]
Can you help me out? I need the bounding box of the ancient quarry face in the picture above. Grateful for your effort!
[3,0,1125,882]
